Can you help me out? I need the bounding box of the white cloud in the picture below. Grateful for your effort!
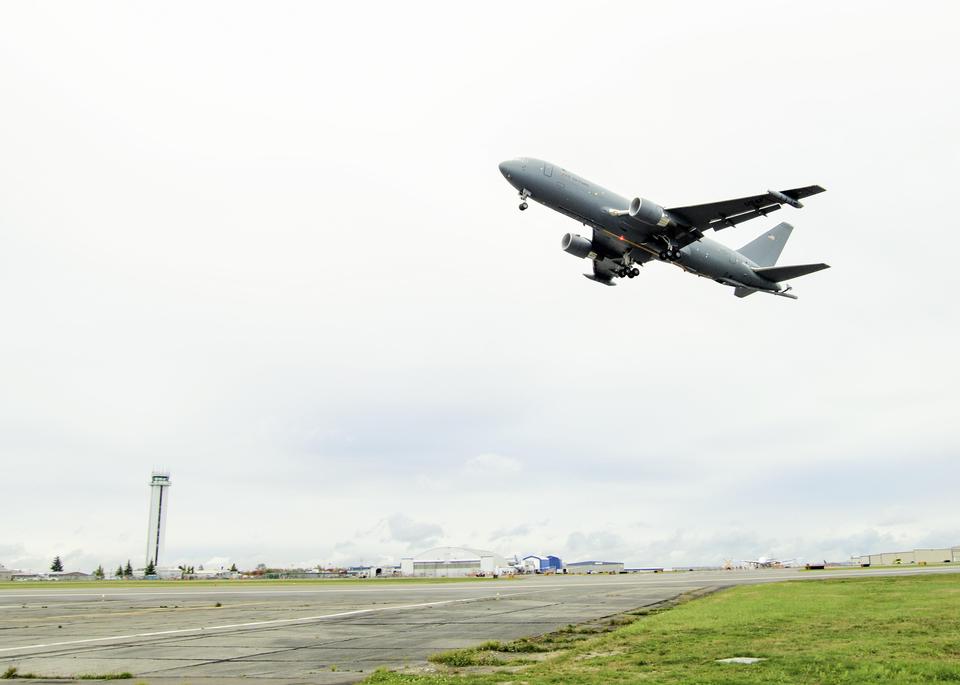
[386,515,444,549]
[463,453,522,477]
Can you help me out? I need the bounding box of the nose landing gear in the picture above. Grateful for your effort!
[518,189,531,211]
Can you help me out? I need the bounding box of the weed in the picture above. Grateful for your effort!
[76,673,134,680]
[428,649,504,667]
[0,669,37,680]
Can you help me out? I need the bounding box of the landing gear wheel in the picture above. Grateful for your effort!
[658,250,668,261]
[630,268,640,277]
[519,202,528,211]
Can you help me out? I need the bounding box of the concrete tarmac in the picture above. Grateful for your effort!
[1,566,957,683]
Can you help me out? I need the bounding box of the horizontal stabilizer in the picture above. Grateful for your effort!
[754,263,830,282]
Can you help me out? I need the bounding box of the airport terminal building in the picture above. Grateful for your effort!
[400,547,509,577]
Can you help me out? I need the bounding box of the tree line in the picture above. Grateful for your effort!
[46,557,241,578]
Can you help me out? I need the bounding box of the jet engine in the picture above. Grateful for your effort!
[561,232,595,259]
[628,197,673,227]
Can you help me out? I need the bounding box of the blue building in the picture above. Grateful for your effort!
[522,554,563,573]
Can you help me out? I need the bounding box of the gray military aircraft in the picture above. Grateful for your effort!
[498,158,829,298]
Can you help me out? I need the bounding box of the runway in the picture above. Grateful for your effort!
[1,566,957,684]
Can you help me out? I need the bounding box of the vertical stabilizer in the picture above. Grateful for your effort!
[737,222,793,267]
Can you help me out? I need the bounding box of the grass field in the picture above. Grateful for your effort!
[367,574,960,684]
[0,576,501,590]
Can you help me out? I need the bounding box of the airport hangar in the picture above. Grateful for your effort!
[853,546,960,566]
[565,560,625,574]
[400,546,510,577]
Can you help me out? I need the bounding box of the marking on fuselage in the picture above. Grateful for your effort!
[599,228,658,258]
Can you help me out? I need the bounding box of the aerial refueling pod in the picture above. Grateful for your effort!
[561,232,595,259]
[628,197,673,227]
[767,189,804,209]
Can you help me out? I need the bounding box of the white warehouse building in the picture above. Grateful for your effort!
[400,547,509,577]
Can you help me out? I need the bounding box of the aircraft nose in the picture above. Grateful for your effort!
[499,160,516,179]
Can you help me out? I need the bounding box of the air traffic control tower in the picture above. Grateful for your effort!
[145,471,171,568]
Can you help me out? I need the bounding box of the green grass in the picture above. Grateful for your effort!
[366,573,960,684]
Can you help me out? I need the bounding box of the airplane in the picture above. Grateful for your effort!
[742,556,797,569]
[498,158,830,298]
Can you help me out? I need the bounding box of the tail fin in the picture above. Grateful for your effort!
[737,222,793,267]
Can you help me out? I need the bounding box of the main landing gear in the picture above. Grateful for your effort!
[618,267,640,279]
[654,235,682,261]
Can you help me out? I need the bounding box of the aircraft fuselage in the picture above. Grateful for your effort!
[498,157,780,292]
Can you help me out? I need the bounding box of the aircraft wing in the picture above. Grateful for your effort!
[582,227,627,285]
[667,186,825,232]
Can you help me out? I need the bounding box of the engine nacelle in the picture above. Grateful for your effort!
[561,232,595,259]
[628,197,672,227]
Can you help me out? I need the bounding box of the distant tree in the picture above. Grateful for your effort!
[229,563,238,573]
[94,565,105,579]
[115,565,124,578]
[145,560,156,576]
[124,560,133,577]
[50,556,64,572]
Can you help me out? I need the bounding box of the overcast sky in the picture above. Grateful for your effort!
[1,1,958,573]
